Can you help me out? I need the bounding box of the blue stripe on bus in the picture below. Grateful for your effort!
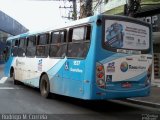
[4,57,14,76]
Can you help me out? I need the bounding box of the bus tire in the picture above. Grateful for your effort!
[13,71,20,85]
[40,74,50,98]
[10,68,14,78]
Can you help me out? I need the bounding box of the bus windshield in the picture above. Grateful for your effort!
[104,19,150,53]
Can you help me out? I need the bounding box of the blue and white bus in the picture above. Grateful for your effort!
[4,15,152,99]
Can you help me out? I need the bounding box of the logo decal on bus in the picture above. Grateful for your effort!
[65,62,69,70]
[106,75,112,82]
[120,61,146,72]
[106,62,115,72]
[120,62,128,72]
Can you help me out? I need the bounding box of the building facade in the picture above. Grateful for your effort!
[0,10,28,64]
[93,0,160,85]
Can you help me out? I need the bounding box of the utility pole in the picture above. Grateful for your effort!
[125,0,141,17]
[72,0,77,20]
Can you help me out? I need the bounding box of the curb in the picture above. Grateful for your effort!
[123,99,160,109]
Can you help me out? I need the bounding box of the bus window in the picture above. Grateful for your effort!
[68,43,83,57]
[11,40,15,47]
[85,26,91,41]
[36,33,49,57]
[38,33,49,45]
[51,32,61,44]
[51,31,66,44]
[15,40,19,46]
[72,27,85,42]
[60,31,66,43]
[11,39,19,57]
[26,36,36,57]
[49,30,67,58]
[18,38,26,57]
[67,25,91,58]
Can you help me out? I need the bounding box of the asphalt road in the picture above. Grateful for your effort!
[0,66,159,120]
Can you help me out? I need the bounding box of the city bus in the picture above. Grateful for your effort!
[4,15,152,99]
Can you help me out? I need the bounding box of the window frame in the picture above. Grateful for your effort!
[36,33,50,58]
[49,29,67,58]
[11,39,19,57]
[26,35,37,58]
[72,27,85,42]
[18,37,27,57]
[67,25,92,59]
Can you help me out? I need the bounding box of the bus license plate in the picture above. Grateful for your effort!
[122,82,132,88]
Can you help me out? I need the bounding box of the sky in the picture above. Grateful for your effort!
[0,0,71,32]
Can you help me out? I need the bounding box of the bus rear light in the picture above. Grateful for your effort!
[97,66,103,71]
[96,79,106,88]
[96,62,106,89]
[97,73,104,78]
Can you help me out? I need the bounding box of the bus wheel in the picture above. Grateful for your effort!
[40,74,50,98]
[12,70,20,85]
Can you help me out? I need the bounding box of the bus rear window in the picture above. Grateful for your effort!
[104,20,150,52]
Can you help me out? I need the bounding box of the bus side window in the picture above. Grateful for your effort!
[11,39,19,57]
[18,38,26,57]
[15,40,19,46]
[85,25,91,41]
[49,30,67,58]
[83,25,91,57]
[72,27,85,42]
[51,32,61,44]
[26,36,36,57]
[67,25,91,58]
[36,33,49,57]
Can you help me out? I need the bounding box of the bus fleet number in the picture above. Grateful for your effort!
[73,61,81,66]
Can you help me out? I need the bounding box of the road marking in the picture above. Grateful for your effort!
[0,77,8,84]
[0,87,22,89]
